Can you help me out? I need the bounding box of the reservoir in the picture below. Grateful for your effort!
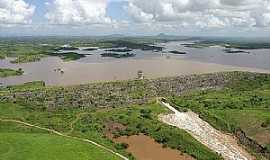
[1,41,270,86]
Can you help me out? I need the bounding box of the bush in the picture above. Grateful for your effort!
[261,119,270,128]
[140,109,152,119]
[114,143,129,150]
[266,144,270,153]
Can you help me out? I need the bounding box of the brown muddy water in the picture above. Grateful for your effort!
[1,56,269,86]
[1,41,270,86]
[114,134,193,160]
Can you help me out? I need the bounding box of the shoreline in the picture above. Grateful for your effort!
[1,57,270,86]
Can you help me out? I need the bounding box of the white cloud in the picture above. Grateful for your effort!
[126,0,270,28]
[45,0,112,25]
[0,0,35,25]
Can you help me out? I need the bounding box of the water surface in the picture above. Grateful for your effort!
[115,134,193,160]
[1,41,270,86]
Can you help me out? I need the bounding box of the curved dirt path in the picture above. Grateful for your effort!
[159,102,254,160]
[0,118,129,160]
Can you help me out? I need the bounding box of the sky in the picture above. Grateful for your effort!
[0,0,270,36]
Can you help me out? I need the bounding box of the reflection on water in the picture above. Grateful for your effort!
[163,41,270,70]
[1,41,270,86]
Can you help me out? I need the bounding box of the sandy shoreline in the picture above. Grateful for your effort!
[1,57,270,86]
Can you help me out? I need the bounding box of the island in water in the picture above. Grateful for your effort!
[101,52,136,58]
[169,50,187,55]
[0,68,24,78]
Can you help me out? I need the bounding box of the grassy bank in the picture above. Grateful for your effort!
[0,68,24,78]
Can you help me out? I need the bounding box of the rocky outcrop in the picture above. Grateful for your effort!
[0,71,269,109]
[235,129,270,159]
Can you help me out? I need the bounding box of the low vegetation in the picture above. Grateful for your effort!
[2,81,45,91]
[10,55,45,64]
[48,52,86,61]
[223,49,250,54]
[105,48,133,52]
[185,38,270,50]
[101,52,136,58]
[0,68,24,78]
[169,50,187,54]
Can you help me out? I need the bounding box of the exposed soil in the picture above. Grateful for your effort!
[114,134,193,160]
[105,122,127,139]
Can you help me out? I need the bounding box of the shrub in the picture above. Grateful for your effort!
[114,143,129,150]
[266,144,270,153]
[261,119,270,128]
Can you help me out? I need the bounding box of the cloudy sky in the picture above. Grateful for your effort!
[0,0,270,36]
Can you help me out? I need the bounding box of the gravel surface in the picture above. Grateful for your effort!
[160,102,254,160]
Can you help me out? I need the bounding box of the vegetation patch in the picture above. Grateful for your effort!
[48,52,86,61]
[223,49,250,54]
[105,48,133,52]
[0,54,6,59]
[185,39,270,50]
[10,55,45,64]
[101,52,136,58]
[1,81,45,91]
[169,50,187,54]
[0,68,24,78]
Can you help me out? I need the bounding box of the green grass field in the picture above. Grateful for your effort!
[0,133,121,160]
